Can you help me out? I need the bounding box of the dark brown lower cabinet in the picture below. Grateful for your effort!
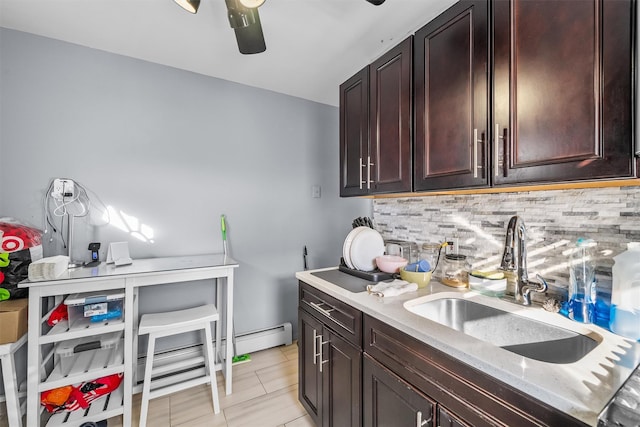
[299,308,323,426]
[298,286,362,427]
[299,280,589,427]
[364,354,436,426]
[364,314,587,427]
[364,354,472,427]
[438,407,470,427]
[323,329,361,427]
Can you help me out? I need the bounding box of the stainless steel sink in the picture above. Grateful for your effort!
[405,297,599,363]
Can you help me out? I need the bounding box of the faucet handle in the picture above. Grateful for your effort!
[522,274,549,306]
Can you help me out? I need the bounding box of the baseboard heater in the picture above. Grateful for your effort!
[133,322,293,390]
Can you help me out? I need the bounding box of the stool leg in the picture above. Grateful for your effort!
[139,334,156,427]
[1,353,22,427]
[203,323,220,414]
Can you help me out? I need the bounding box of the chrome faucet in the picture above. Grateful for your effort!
[500,216,547,305]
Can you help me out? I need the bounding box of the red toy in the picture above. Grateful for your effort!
[47,303,68,326]
[41,374,123,413]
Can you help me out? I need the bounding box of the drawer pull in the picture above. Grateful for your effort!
[416,410,431,427]
[310,302,335,317]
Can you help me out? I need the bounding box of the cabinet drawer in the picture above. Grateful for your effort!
[299,281,362,348]
[364,315,586,427]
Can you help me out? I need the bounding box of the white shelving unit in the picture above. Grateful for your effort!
[31,286,126,427]
[19,254,239,427]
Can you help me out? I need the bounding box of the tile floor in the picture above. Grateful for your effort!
[1,342,313,427]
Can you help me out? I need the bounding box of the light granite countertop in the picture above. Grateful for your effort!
[296,267,640,427]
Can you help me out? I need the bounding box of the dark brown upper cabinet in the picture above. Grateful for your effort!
[369,37,413,194]
[340,67,370,197]
[414,0,490,191]
[340,38,413,196]
[492,0,635,185]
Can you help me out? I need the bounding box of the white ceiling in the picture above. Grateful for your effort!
[0,0,457,106]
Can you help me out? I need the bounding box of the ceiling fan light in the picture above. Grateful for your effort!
[174,0,200,13]
[227,7,258,29]
[239,0,265,8]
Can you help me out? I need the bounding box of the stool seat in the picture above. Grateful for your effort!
[137,304,220,427]
[139,304,218,335]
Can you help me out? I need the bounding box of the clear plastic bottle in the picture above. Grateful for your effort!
[609,242,640,340]
[568,238,597,323]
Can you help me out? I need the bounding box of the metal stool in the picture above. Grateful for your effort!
[0,333,27,427]
[137,304,220,427]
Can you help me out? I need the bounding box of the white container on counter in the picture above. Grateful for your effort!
[609,242,640,341]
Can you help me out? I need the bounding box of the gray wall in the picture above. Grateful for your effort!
[0,28,370,347]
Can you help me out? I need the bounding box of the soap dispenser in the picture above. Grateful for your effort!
[609,242,640,341]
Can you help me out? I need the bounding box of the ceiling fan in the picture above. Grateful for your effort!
[173,0,386,55]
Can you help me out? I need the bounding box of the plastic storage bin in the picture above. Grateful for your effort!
[55,331,123,375]
[65,290,124,329]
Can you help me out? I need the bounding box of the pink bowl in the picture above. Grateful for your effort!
[375,255,408,273]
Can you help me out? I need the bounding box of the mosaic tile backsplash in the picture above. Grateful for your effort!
[373,186,640,299]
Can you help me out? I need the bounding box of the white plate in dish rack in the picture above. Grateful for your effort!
[343,227,368,269]
[349,228,385,272]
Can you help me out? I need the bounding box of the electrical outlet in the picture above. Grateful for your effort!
[52,178,75,200]
[445,237,459,255]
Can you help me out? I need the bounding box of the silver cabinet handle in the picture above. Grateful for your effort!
[309,301,335,318]
[359,157,364,190]
[367,155,374,189]
[473,129,483,178]
[494,123,503,177]
[318,336,329,372]
[312,329,319,365]
[416,410,431,427]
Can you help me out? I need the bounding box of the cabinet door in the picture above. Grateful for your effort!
[493,0,634,184]
[414,0,489,191]
[298,309,323,426]
[438,406,470,427]
[340,67,370,197]
[369,37,413,194]
[322,330,361,427]
[363,354,435,427]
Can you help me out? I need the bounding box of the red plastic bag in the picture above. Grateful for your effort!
[0,218,43,298]
[0,218,42,253]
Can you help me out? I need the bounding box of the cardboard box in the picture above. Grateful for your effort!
[0,298,28,344]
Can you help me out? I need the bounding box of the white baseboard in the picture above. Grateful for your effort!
[232,322,293,355]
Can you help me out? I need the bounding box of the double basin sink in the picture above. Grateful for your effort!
[404,293,600,364]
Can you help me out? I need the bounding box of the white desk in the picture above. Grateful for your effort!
[19,254,238,427]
